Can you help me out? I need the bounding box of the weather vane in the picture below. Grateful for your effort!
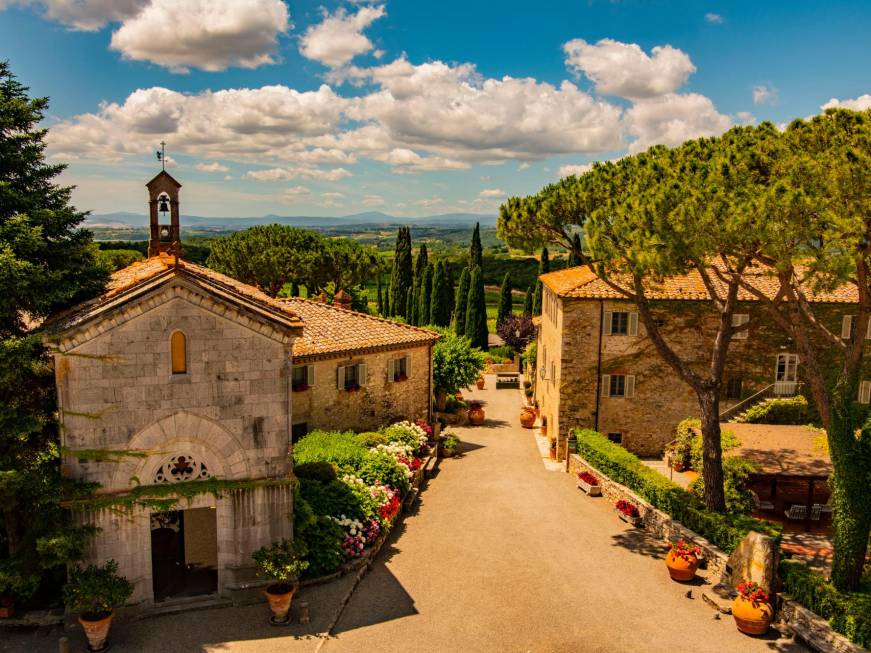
[155,141,166,171]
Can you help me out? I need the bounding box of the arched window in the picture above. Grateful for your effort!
[170,330,187,374]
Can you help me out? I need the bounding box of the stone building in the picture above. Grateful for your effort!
[534,265,862,457]
[281,297,439,439]
[43,171,305,608]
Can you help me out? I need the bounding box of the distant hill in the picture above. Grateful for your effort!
[85,211,498,230]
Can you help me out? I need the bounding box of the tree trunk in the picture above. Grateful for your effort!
[698,390,727,512]
[827,399,871,591]
[435,389,447,412]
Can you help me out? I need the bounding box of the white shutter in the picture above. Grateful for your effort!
[732,313,750,340]
[841,315,853,339]
[387,358,395,383]
[860,381,871,404]
[337,365,345,389]
[625,374,636,398]
[601,374,611,397]
[603,311,613,335]
[306,364,315,386]
[405,355,412,378]
[358,363,368,385]
[628,312,639,336]
[866,319,871,340]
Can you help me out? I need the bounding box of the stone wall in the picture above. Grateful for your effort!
[778,595,870,653]
[548,297,864,456]
[291,344,432,434]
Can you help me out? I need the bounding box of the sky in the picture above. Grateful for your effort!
[2,0,871,218]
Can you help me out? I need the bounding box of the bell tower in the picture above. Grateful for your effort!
[146,170,182,257]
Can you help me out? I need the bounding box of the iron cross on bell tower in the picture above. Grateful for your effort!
[146,142,182,257]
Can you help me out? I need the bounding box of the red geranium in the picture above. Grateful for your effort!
[578,471,600,486]
[379,495,401,522]
[668,539,702,561]
[615,500,639,518]
[737,581,769,605]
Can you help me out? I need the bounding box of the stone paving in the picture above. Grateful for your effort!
[2,375,810,653]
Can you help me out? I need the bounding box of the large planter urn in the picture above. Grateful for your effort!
[265,583,295,625]
[731,596,773,636]
[0,596,13,619]
[476,377,485,390]
[520,408,536,428]
[468,404,485,425]
[79,612,114,651]
[665,550,700,582]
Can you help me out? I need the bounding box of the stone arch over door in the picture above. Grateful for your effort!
[110,410,252,491]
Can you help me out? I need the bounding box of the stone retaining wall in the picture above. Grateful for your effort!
[568,453,730,580]
[778,595,870,653]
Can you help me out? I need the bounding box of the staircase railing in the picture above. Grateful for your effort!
[719,383,775,422]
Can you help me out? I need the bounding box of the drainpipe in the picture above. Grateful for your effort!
[594,300,604,432]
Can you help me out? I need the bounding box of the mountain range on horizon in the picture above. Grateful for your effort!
[86,210,498,231]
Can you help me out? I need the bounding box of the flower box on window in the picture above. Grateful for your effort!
[576,471,601,496]
[345,383,361,393]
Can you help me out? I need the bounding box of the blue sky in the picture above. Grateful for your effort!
[2,0,870,217]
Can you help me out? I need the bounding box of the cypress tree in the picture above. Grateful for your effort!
[405,287,413,322]
[410,277,420,325]
[532,246,550,316]
[470,222,483,269]
[290,281,300,297]
[419,263,434,325]
[464,266,488,350]
[430,261,451,327]
[453,266,470,336]
[568,233,583,267]
[497,272,512,326]
[384,285,391,316]
[390,227,413,319]
[376,276,383,315]
[523,286,533,316]
[414,242,428,281]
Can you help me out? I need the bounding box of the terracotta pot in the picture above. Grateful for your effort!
[0,597,13,619]
[665,550,700,582]
[732,595,773,636]
[549,446,556,460]
[476,377,485,390]
[79,611,113,651]
[265,583,295,623]
[520,408,536,428]
[439,446,454,458]
[468,406,485,425]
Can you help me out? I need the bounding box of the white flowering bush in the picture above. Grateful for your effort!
[381,421,429,455]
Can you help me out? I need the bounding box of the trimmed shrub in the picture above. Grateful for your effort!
[294,461,337,484]
[356,452,411,495]
[293,430,368,468]
[780,560,871,647]
[299,479,365,522]
[689,456,757,515]
[573,430,781,552]
[736,395,811,424]
[293,495,345,578]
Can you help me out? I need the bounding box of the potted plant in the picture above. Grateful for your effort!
[540,415,548,436]
[440,434,460,457]
[476,375,485,390]
[252,539,309,625]
[567,432,578,454]
[63,560,133,652]
[576,471,602,496]
[548,438,557,460]
[732,581,773,636]
[615,500,642,527]
[468,401,485,425]
[0,565,38,619]
[520,406,536,428]
[665,539,702,582]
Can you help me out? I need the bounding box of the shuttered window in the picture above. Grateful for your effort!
[292,365,314,391]
[732,313,750,340]
[604,311,638,336]
[842,315,854,340]
[338,363,367,390]
[388,355,411,382]
[602,374,635,398]
[859,381,871,405]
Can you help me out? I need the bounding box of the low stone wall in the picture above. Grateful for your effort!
[778,595,870,653]
[568,453,730,580]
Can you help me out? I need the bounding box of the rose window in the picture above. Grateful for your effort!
[153,454,210,484]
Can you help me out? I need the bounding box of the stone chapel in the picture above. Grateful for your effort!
[44,171,303,608]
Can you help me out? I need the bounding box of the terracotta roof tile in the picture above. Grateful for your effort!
[541,264,859,304]
[281,298,440,360]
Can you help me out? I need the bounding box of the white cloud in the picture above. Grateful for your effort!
[283,186,311,198]
[1,0,146,30]
[705,13,724,24]
[478,188,505,198]
[245,166,352,182]
[413,197,444,208]
[563,38,696,99]
[821,94,871,111]
[363,194,385,206]
[299,5,385,68]
[558,163,593,178]
[194,161,229,173]
[223,175,233,180]
[518,162,530,170]
[321,192,345,208]
[752,84,779,106]
[735,111,756,125]
[109,0,290,72]
[376,148,469,173]
[625,93,732,154]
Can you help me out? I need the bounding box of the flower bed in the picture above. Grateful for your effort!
[292,421,435,579]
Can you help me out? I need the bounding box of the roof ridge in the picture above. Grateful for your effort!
[281,296,440,338]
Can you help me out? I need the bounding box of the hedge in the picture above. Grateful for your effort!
[736,395,812,424]
[573,429,781,553]
[780,560,871,647]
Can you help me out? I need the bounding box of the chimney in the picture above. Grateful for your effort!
[333,289,352,310]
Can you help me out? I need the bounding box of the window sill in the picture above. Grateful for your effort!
[170,372,191,384]
[292,385,311,393]
[392,376,409,383]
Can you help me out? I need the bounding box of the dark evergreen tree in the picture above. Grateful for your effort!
[390,227,413,320]
[414,242,428,281]
[470,222,483,269]
[523,286,533,316]
[430,261,452,327]
[496,272,512,326]
[0,62,108,600]
[453,266,470,336]
[419,263,434,325]
[290,281,300,297]
[405,287,413,321]
[568,233,583,267]
[409,277,420,325]
[384,284,391,316]
[464,266,488,350]
[531,246,550,316]
[376,276,383,315]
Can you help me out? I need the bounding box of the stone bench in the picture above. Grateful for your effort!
[495,373,520,389]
